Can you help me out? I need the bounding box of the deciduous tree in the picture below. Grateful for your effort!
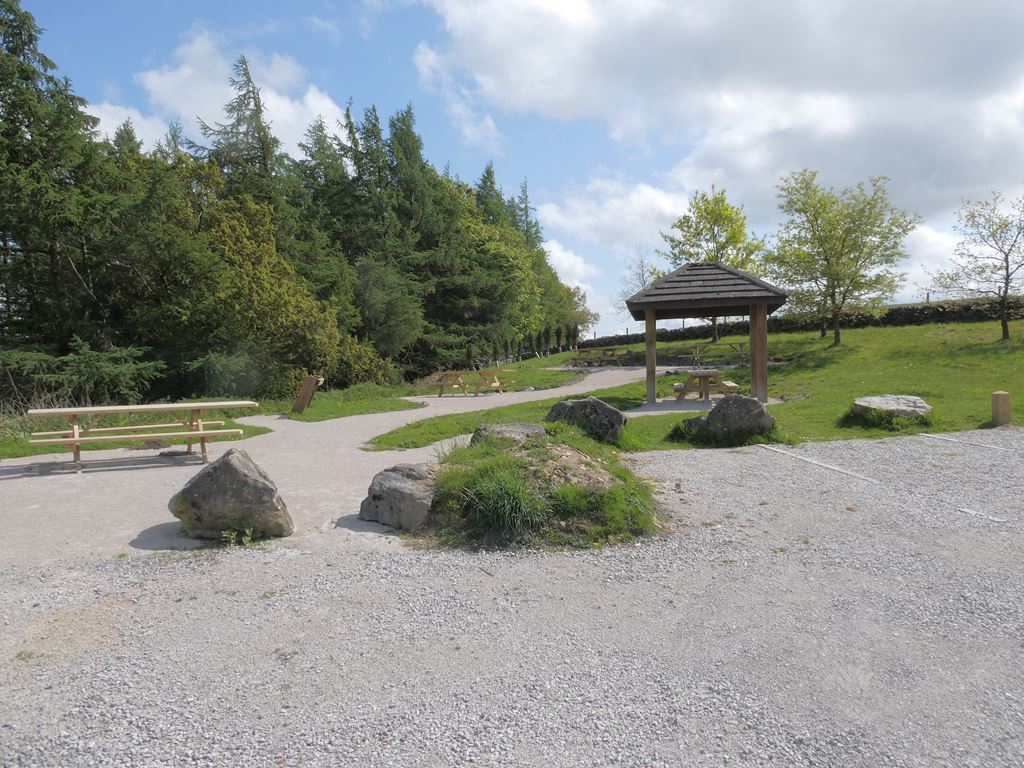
[929,190,1024,341]
[767,170,918,346]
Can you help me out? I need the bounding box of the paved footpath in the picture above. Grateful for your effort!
[0,367,651,567]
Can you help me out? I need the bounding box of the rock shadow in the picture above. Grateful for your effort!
[333,514,399,537]
[130,521,207,551]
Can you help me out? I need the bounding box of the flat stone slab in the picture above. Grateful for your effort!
[471,423,546,444]
[853,395,932,419]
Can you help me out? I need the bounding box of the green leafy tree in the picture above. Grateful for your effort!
[0,0,112,347]
[929,190,1024,341]
[660,187,765,339]
[767,170,919,346]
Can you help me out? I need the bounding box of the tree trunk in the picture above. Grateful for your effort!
[711,316,720,342]
[1001,298,1010,341]
[819,316,827,338]
[832,312,842,346]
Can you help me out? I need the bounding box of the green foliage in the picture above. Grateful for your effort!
[430,432,656,548]
[220,520,263,547]
[838,407,932,432]
[0,3,591,399]
[0,338,163,404]
[660,186,766,272]
[767,170,920,345]
[458,471,549,542]
[330,337,397,388]
[929,190,1024,340]
[666,418,784,447]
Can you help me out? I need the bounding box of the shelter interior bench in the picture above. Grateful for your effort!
[27,401,258,473]
[673,370,740,401]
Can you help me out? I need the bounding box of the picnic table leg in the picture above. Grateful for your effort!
[196,412,208,462]
[187,409,199,455]
[70,415,81,473]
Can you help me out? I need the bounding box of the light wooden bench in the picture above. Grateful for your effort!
[597,348,624,366]
[27,401,258,472]
[673,370,740,401]
[436,372,470,397]
[473,370,512,396]
[568,349,595,367]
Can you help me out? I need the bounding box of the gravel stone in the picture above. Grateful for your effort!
[1,427,1022,767]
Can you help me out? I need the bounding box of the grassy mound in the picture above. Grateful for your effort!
[427,424,658,548]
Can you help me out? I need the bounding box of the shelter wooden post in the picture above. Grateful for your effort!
[645,309,657,404]
[749,303,768,403]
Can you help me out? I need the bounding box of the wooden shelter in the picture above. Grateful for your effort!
[625,262,787,404]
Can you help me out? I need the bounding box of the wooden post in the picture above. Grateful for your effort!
[645,309,657,404]
[291,375,324,414]
[70,415,81,474]
[749,303,768,403]
[992,391,1011,426]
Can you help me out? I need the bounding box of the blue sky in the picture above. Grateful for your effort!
[26,1,1024,336]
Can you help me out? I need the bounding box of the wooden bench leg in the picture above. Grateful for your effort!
[197,415,208,462]
[70,415,81,474]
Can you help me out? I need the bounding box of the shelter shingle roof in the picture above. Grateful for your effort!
[625,262,787,321]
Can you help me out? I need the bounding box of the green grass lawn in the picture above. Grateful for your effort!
[371,320,1024,451]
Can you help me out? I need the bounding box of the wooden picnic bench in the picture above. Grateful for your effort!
[27,401,258,473]
[596,347,623,366]
[568,348,595,367]
[436,370,513,397]
[673,369,740,402]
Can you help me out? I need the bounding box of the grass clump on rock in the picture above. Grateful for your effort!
[430,424,657,548]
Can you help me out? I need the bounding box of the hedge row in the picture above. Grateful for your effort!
[582,296,1024,349]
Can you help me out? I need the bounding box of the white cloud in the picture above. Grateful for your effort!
[900,223,959,301]
[89,29,346,156]
[543,239,601,283]
[306,15,343,45]
[88,102,169,148]
[414,42,503,152]
[538,178,689,253]
[419,0,1024,225]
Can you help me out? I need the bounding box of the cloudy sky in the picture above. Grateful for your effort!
[29,0,1024,336]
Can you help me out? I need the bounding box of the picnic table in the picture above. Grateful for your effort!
[27,401,258,472]
[569,347,623,367]
[436,370,512,397]
[673,369,740,402]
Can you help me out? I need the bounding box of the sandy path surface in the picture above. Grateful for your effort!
[0,367,653,567]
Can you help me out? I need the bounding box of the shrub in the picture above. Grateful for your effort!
[458,470,548,542]
[667,419,783,447]
[329,337,396,388]
[838,407,932,432]
[0,338,163,405]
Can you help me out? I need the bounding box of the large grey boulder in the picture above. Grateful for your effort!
[471,422,546,445]
[169,449,293,539]
[545,397,626,443]
[688,395,776,437]
[853,395,932,419]
[359,463,438,531]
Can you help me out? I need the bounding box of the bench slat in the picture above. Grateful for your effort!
[29,429,242,446]
[31,421,226,438]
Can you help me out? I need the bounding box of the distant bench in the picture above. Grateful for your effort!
[27,400,258,473]
[436,370,513,397]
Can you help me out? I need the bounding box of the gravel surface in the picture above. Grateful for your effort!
[1,427,1022,767]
